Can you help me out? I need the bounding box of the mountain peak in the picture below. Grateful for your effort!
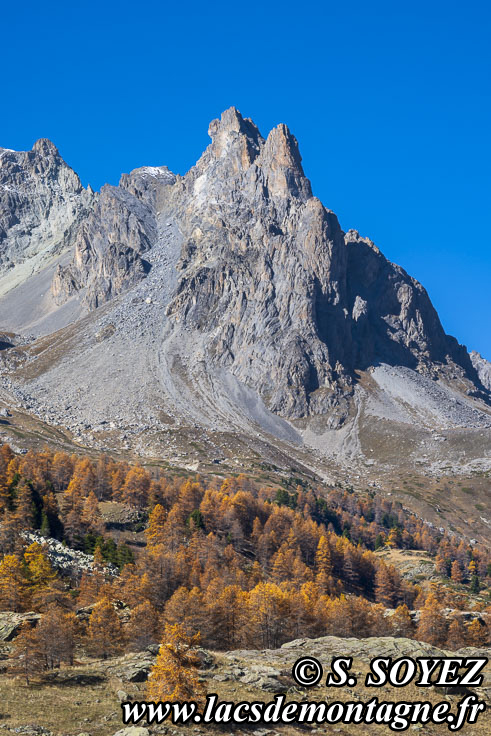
[257,122,312,200]
[193,108,264,176]
[32,138,59,156]
[208,106,247,135]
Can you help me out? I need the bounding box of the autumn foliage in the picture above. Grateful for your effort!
[0,442,488,671]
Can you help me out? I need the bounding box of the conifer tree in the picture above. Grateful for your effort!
[315,536,332,594]
[24,542,57,591]
[145,504,167,547]
[435,553,449,577]
[450,560,463,583]
[416,594,447,646]
[466,618,488,647]
[391,604,414,638]
[386,527,401,549]
[375,565,394,607]
[446,616,466,650]
[81,491,104,535]
[86,598,124,659]
[146,623,204,703]
[15,481,36,530]
[127,601,161,650]
[0,554,28,611]
[35,607,79,668]
[8,621,44,685]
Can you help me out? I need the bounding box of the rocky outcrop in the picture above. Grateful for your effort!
[224,634,491,700]
[22,532,117,578]
[52,165,176,309]
[471,350,491,391]
[0,611,40,641]
[0,140,94,296]
[104,650,155,683]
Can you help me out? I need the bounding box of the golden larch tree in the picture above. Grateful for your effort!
[86,597,124,659]
[146,623,204,703]
[416,594,447,646]
[145,504,167,548]
[0,554,28,611]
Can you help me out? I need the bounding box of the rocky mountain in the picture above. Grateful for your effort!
[0,108,490,494]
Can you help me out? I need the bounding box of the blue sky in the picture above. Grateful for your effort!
[3,1,490,358]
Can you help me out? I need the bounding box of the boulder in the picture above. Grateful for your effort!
[0,612,40,641]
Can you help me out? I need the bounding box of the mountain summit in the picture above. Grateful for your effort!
[0,108,490,487]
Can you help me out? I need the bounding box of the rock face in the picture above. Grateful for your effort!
[471,351,491,391]
[0,140,94,297]
[47,107,486,420]
[0,108,490,475]
[162,109,484,419]
[52,166,175,309]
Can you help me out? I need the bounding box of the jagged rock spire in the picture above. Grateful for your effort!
[32,138,59,156]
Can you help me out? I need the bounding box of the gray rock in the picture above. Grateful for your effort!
[0,140,94,298]
[0,611,40,641]
[0,108,490,478]
[470,350,491,391]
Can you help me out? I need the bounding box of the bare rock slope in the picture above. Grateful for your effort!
[0,108,490,480]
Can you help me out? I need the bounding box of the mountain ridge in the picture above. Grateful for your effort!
[0,108,490,493]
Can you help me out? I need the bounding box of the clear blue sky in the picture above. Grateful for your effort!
[3,1,490,358]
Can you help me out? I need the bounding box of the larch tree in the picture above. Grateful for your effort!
[0,554,28,611]
[81,491,104,535]
[391,604,414,638]
[247,582,289,649]
[35,607,79,669]
[386,527,401,549]
[86,598,124,659]
[51,452,73,492]
[206,584,245,650]
[8,621,44,685]
[450,560,463,584]
[374,565,394,608]
[416,594,447,646]
[24,542,57,591]
[14,482,36,530]
[127,601,161,650]
[146,623,204,703]
[122,465,150,508]
[315,535,333,594]
[446,616,466,650]
[466,618,488,647]
[145,504,167,548]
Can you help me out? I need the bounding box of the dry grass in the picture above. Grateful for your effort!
[0,652,489,736]
[0,661,122,735]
